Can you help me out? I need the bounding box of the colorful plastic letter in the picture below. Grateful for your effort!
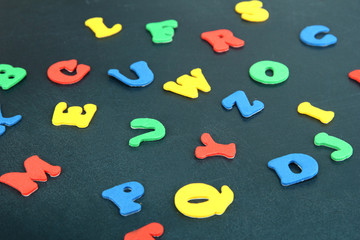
[349,69,360,84]
[249,60,289,84]
[314,132,353,161]
[124,223,164,240]
[174,183,234,218]
[146,20,178,44]
[102,181,144,216]
[297,102,334,124]
[0,105,22,136]
[163,68,210,98]
[0,64,26,90]
[0,155,61,196]
[235,1,269,22]
[300,25,337,47]
[129,118,166,147]
[222,90,264,118]
[195,133,236,159]
[85,17,122,38]
[108,61,154,87]
[268,153,319,186]
[47,59,90,85]
[52,102,97,128]
[201,29,245,53]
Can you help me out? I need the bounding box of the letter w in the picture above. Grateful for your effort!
[163,68,211,99]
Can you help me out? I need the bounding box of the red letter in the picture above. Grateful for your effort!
[0,155,61,196]
[195,133,236,159]
[201,29,244,53]
[124,223,164,240]
[47,59,90,85]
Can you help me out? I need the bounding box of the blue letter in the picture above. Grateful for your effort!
[102,181,144,216]
[108,61,154,87]
[222,90,264,118]
[300,25,337,47]
[268,153,318,186]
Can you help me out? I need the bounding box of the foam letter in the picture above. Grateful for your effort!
[249,60,289,84]
[102,181,144,216]
[201,29,244,53]
[235,0,269,22]
[85,17,122,38]
[0,105,22,136]
[297,102,334,124]
[222,90,264,118]
[108,61,154,87]
[163,68,210,98]
[174,183,234,218]
[0,155,61,196]
[146,20,178,44]
[300,25,337,47]
[124,223,164,240]
[52,102,97,128]
[195,133,236,159]
[0,64,26,90]
[314,132,353,161]
[47,59,90,85]
[268,153,318,186]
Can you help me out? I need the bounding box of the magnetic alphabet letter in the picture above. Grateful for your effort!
[201,29,244,53]
[0,64,26,90]
[124,223,164,240]
[174,183,234,218]
[222,90,264,118]
[249,60,289,85]
[47,59,90,85]
[268,153,319,186]
[163,68,211,98]
[300,25,337,47]
[52,102,97,128]
[235,0,269,22]
[102,181,144,216]
[195,133,236,159]
[108,61,154,87]
[146,20,178,44]
[0,155,61,196]
[85,17,122,38]
[0,105,22,136]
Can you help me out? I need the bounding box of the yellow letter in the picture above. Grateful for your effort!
[235,1,269,22]
[297,102,334,124]
[163,68,211,99]
[174,183,234,218]
[85,17,122,38]
[52,102,97,128]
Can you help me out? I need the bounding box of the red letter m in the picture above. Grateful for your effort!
[0,155,61,196]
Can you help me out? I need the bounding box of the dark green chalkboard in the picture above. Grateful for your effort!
[0,0,359,239]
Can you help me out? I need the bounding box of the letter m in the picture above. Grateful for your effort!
[0,155,61,196]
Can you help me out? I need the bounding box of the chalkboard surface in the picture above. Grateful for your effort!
[1,0,360,239]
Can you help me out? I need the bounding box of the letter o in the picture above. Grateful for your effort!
[249,60,289,84]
